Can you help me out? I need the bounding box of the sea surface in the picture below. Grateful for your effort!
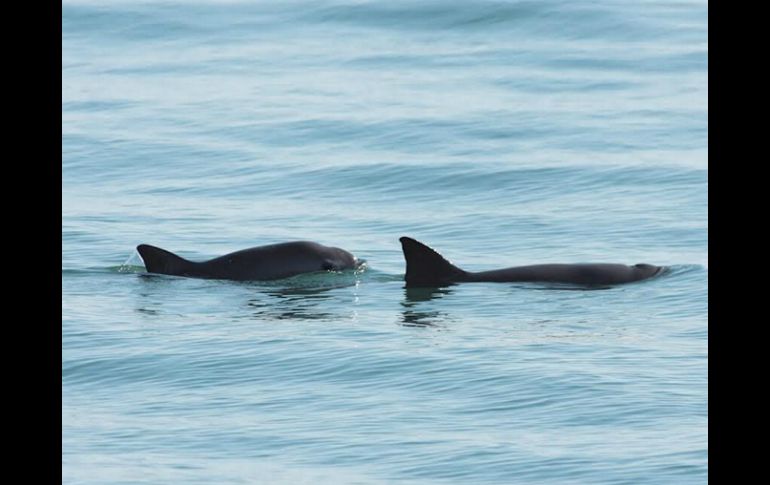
[62,1,708,483]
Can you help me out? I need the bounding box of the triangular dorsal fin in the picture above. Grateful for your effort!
[136,244,193,276]
[399,237,466,287]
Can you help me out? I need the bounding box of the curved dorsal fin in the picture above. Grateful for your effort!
[136,244,193,276]
[399,237,466,287]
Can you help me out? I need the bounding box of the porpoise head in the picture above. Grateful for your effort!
[329,246,361,270]
[633,263,666,280]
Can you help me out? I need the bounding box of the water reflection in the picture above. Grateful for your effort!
[399,287,453,327]
[133,270,360,322]
[247,286,340,321]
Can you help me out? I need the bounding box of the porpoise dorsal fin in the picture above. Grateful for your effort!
[399,237,467,287]
[136,244,193,276]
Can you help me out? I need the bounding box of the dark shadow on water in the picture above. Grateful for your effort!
[246,286,340,321]
[134,270,362,322]
[404,286,454,302]
[399,287,454,327]
[239,273,361,322]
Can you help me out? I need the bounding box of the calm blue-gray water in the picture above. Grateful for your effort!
[62,1,708,483]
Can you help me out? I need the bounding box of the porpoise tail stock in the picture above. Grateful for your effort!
[399,236,665,288]
[136,241,359,281]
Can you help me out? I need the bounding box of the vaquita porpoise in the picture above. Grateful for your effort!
[137,241,360,281]
[399,236,666,288]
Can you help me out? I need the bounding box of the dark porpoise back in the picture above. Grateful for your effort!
[137,241,359,281]
[399,236,665,288]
